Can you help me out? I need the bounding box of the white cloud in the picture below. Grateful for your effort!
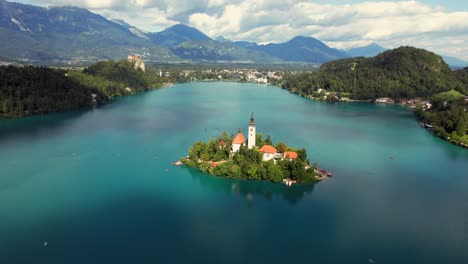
[28,0,468,60]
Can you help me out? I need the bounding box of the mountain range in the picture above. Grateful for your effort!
[0,0,466,66]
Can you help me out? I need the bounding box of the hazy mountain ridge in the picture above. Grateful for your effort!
[233,36,348,64]
[148,24,281,63]
[346,43,387,58]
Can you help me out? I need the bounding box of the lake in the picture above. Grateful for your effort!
[0,82,467,264]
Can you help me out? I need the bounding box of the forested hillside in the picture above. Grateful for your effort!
[416,90,467,146]
[0,66,104,117]
[0,61,163,118]
[282,47,464,99]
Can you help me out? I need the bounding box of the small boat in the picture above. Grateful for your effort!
[44,242,48,246]
[368,259,375,263]
[326,172,333,177]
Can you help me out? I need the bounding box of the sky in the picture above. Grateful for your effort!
[13,0,468,60]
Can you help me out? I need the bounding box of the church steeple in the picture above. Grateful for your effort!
[248,112,256,149]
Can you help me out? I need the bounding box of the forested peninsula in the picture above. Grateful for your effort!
[0,60,166,118]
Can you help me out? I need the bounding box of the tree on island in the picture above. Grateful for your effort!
[276,142,287,153]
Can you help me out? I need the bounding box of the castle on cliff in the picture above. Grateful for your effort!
[127,55,145,72]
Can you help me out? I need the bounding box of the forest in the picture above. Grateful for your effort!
[416,89,467,145]
[0,60,165,118]
[182,131,317,184]
[0,65,104,118]
[281,47,467,100]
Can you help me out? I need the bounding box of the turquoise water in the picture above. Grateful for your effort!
[0,82,467,264]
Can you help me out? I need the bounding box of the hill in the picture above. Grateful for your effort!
[282,46,464,99]
[0,60,164,118]
[0,65,104,117]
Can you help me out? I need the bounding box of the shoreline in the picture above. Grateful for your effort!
[285,89,468,149]
[3,79,466,150]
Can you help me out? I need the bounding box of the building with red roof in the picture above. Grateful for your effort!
[232,131,245,152]
[283,151,298,160]
[259,145,278,161]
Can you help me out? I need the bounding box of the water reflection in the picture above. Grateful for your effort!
[0,110,88,141]
[186,167,315,205]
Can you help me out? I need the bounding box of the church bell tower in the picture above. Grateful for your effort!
[248,112,256,149]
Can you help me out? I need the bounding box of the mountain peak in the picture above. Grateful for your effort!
[368,42,384,48]
[347,43,387,58]
[216,36,232,43]
[286,36,328,48]
[251,35,347,63]
[165,24,208,38]
[149,24,212,47]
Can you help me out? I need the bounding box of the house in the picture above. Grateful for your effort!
[259,145,278,161]
[422,102,432,110]
[375,97,394,104]
[283,151,298,160]
[232,131,245,152]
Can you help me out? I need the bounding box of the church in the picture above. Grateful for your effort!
[232,113,297,162]
[232,113,256,152]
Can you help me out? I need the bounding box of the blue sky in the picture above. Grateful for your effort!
[11,0,468,60]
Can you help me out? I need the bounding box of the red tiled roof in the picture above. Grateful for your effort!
[259,145,277,154]
[219,140,226,146]
[284,151,298,159]
[210,162,219,167]
[232,132,245,144]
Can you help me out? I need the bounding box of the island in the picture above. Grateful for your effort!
[180,113,331,185]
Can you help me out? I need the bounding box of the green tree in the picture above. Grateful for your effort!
[265,161,283,182]
[276,142,287,153]
[256,133,265,147]
[297,148,307,162]
[265,135,272,145]
[456,117,466,136]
